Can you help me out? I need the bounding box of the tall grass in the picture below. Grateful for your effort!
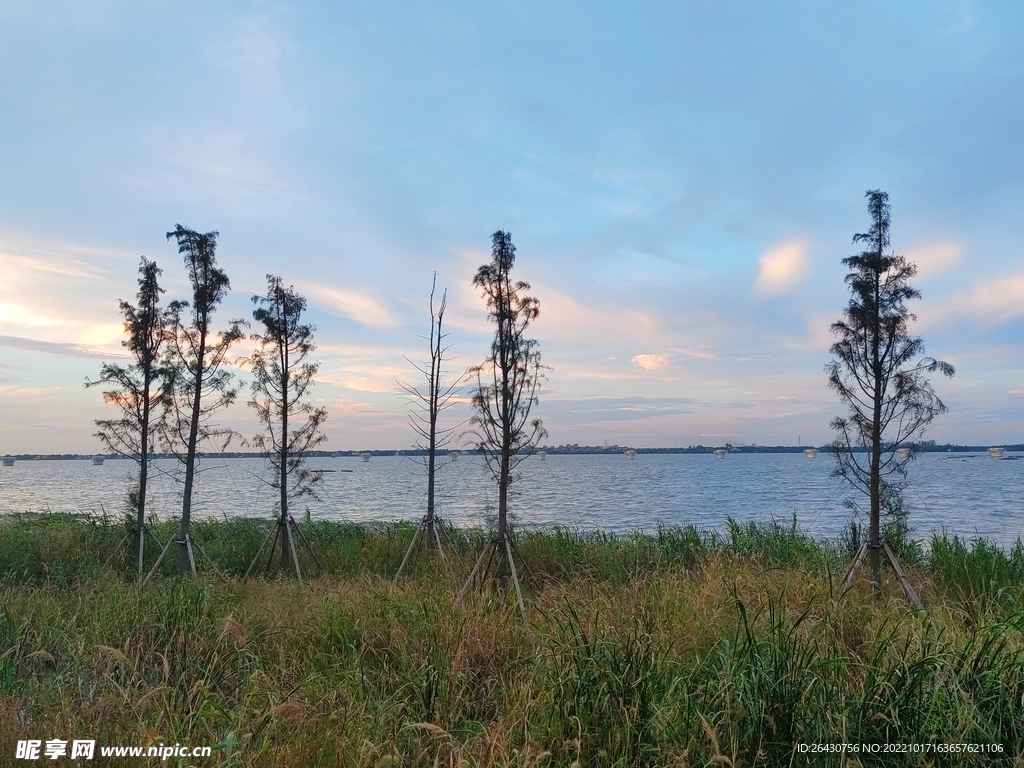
[0,513,1022,765]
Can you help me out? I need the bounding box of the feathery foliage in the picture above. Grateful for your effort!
[85,256,168,575]
[469,231,546,587]
[247,275,327,572]
[827,191,954,585]
[163,225,245,575]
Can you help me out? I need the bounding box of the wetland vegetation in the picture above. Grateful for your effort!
[0,513,1022,766]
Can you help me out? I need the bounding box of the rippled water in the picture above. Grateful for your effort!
[1,452,1021,546]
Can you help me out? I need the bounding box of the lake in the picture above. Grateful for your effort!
[0,452,1021,546]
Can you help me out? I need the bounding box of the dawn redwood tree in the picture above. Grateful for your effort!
[469,231,546,592]
[163,226,245,576]
[247,275,327,573]
[87,256,168,576]
[396,274,466,572]
[827,190,954,588]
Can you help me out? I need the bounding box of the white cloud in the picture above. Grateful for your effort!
[755,239,808,295]
[81,324,125,346]
[632,353,670,371]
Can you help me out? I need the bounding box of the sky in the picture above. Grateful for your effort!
[1,0,1022,454]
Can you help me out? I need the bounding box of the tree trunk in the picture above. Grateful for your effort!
[280,364,292,573]
[178,332,206,575]
[426,440,437,549]
[426,343,439,549]
[869,409,882,587]
[869,250,883,590]
[496,297,513,592]
[496,452,510,591]
[136,377,150,578]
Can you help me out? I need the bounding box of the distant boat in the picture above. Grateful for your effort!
[989,447,1006,458]
[804,448,818,459]
[624,449,636,460]
[714,449,727,459]
[92,455,105,465]
[896,447,911,459]
[1,456,13,467]
[361,452,371,462]
[537,450,547,460]
[448,450,459,461]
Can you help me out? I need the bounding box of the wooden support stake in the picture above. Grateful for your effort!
[843,542,868,586]
[184,535,197,576]
[264,524,282,573]
[503,535,527,622]
[244,525,278,581]
[142,534,175,586]
[395,524,422,581]
[289,516,325,572]
[433,522,445,560]
[286,522,303,588]
[457,542,491,602]
[883,542,925,611]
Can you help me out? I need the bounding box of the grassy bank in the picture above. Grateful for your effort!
[0,513,1022,766]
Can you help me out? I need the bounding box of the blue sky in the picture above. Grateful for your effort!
[1,1,1022,453]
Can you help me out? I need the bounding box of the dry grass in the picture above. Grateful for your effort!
[0,515,1022,765]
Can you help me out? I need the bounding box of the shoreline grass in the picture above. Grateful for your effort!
[0,513,1022,766]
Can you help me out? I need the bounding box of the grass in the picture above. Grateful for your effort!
[0,512,1022,766]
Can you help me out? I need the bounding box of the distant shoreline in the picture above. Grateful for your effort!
[3,442,1022,461]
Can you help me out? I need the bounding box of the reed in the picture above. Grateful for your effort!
[0,513,1021,766]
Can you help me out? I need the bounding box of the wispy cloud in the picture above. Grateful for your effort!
[904,240,963,279]
[0,335,119,359]
[671,346,717,360]
[305,284,399,329]
[530,284,661,345]
[922,270,1024,328]
[542,396,697,424]
[209,15,284,97]
[0,233,139,351]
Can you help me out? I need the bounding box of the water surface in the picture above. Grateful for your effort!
[1,452,1020,546]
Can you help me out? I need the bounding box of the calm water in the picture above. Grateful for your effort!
[0,452,1021,546]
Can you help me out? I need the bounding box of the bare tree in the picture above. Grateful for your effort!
[244,275,327,582]
[151,226,245,579]
[87,257,168,577]
[827,190,954,600]
[459,231,546,612]
[395,274,466,577]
